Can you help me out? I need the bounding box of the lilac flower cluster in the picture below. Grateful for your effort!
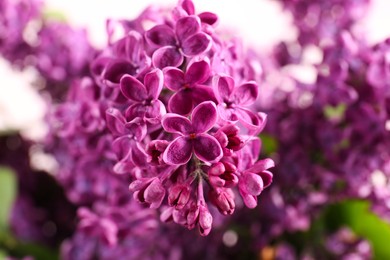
[245,8,390,252]
[0,0,94,100]
[279,0,370,46]
[0,134,75,247]
[0,0,42,65]
[85,0,273,236]
[272,227,372,260]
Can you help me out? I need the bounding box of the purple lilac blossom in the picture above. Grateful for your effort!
[0,134,76,248]
[249,23,390,255]
[279,0,370,46]
[0,0,95,101]
[0,0,41,65]
[75,0,273,236]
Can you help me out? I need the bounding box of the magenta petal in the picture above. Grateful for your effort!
[146,100,166,121]
[176,16,200,42]
[162,113,192,134]
[182,32,212,57]
[185,60,210,85]
[236,108,265,135]
[144,178,166,208]
[260,170,273,188]
[112,136,132,160]
[152,46,184,68]
[104,60,138,83]
[146,25,176,46]
[123,31,143,61]
[215,75,235,102]
[181,0,195,15]
[191,101,218,133]
[217,105,236,122]
[198,12,218,25]
[192,85,217,105]
[105,108,126,136]
[130,142,148,168]
[163,137,193,165]
[194,134,222,163]
[163,67,185,91]
[120,75,147,101]
[240,191,257,209]
[233,81,258,106]
[241,172,264,196]
[144,69,163,99]
[247,158,275,173]
[168,89,193,115]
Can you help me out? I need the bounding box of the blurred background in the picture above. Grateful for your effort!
[2,0,390,259]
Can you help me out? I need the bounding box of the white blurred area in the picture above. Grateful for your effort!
[1,0,390,139]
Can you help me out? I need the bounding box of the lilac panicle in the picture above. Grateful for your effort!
[73,0,273,236]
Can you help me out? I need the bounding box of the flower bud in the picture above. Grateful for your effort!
[168,184,191,209]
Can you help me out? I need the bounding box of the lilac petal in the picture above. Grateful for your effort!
[247,158,275,173]
[181,0,195,15]
[146,100,166,122]
[176,16,200,42]
[144,69,163,99]
[236,108,264,134]
[198,12,218,25]
[105,108,126,136]
[125,31,144,61]
[168,89,193,115]
[152,46,184,68]
[217,105,236,122]
[163,136,193,165]
[125,103,147,121]
[191,101,218,133]
[120,75,147,101]
[112,136,132,159]
[124,118,147,140]
[185,60,210,86]
[146,25,176,46]
[233,81,258,106]
[125,100,166,124]
[129,179,151,192]
[130,142,148,168]
[191,85,217,105]
[91,56,111,77]
[241,172,264,196]
[240,191,257,209]
[113,160,134,174]
[260,170,273,188]
[214,75,235,102]
[162,113,192,134]
[104,59,138,83]
[182,32,212,57]
[198,206,213,236]
[144,178,166,208]
[163,67,185,91]
[193,134,222,163]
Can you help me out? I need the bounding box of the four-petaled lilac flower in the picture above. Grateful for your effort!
[162,101,223,165]
[164,59,215,115]
[146,15,212,68]
[120,69,166,123]
[214,75,265,134]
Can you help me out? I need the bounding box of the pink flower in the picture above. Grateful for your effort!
[162,101,223,165]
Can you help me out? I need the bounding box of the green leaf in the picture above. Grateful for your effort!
[43,9,67,22]
[259,133,278,155]
[0,167,17,231]
[325,200,390,260]
[323,103,346,121]
[0,249,7,260]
